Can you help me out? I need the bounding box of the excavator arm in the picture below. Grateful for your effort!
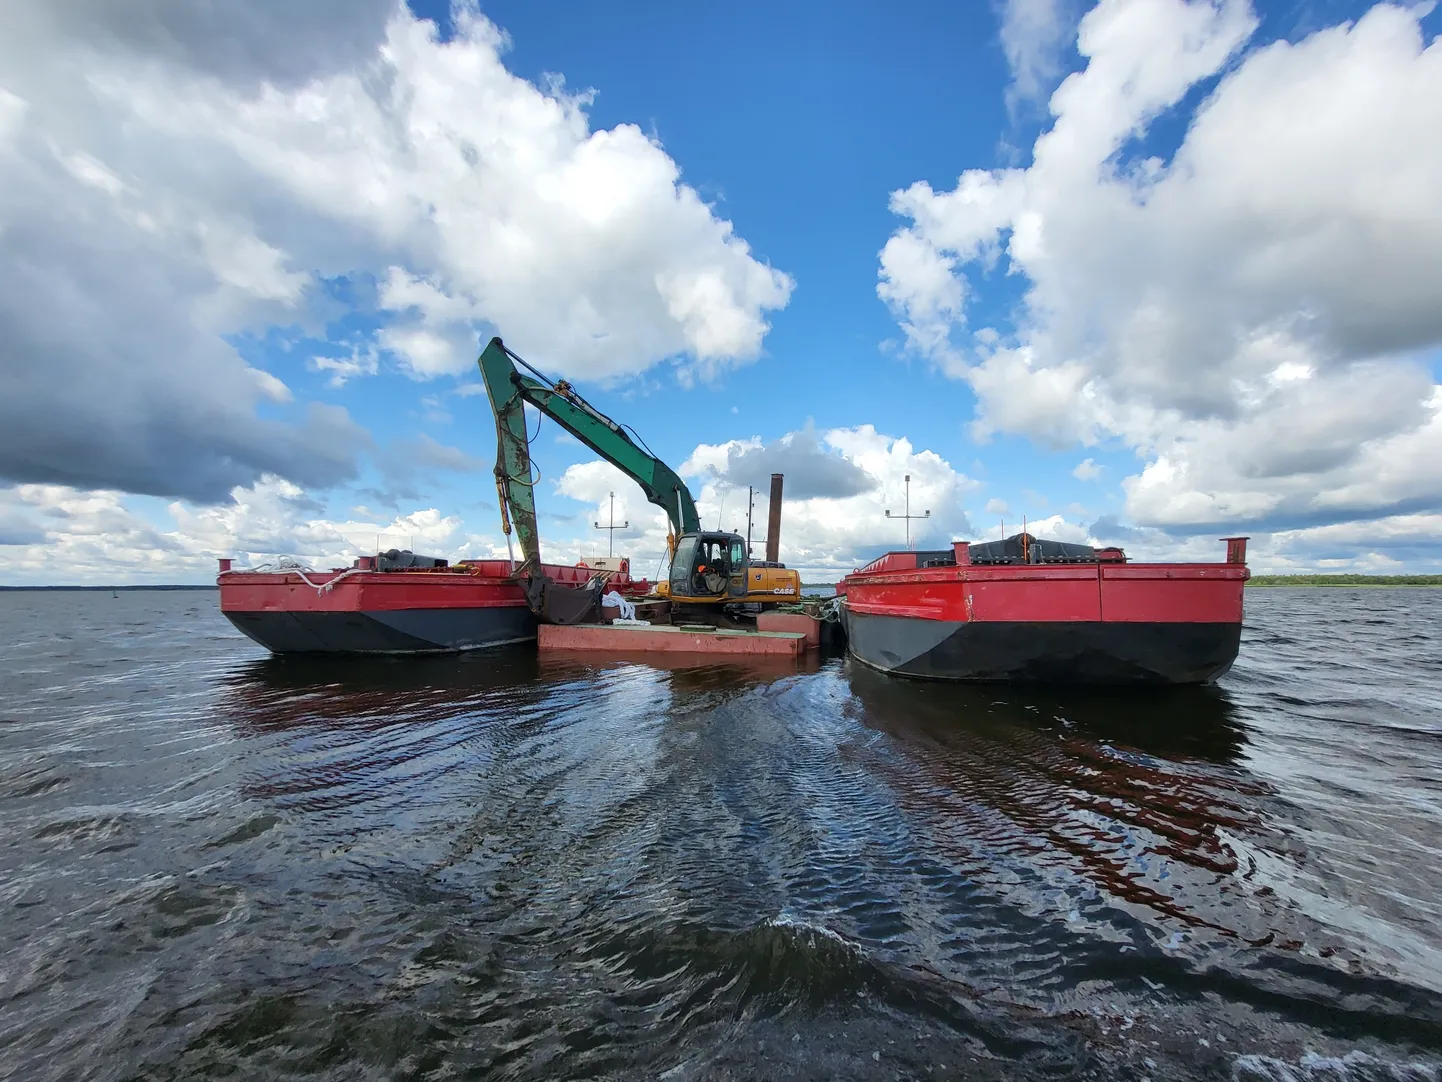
[478,336,700,570]
[480,339,545,568]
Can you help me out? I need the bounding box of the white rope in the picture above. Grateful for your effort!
[217,556,363,595]
[315,566,365,594]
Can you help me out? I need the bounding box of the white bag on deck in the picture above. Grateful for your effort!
[600,591,636,621]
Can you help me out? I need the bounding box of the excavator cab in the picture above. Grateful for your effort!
[669,532,749,600]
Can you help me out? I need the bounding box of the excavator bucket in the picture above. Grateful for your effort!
[519,572,607,625]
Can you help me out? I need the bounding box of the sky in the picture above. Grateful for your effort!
[1,0,1440,584]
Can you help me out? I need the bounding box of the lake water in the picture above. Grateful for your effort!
[1,588,1439,1081]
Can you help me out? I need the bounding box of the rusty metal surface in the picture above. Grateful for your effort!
[765,473,784,564]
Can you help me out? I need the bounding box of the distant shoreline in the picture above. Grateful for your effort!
[1246,575,1442,587]
[0,585,216,591]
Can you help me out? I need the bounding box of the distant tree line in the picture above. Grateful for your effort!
[1247,574,1442,587]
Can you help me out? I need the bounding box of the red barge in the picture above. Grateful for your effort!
[218,552,649,655]
[839,534,1249,685]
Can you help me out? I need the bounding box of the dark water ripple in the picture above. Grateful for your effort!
[1,589,1440,1080]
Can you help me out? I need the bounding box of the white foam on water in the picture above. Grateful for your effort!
[1232,1050,1440,1081]
[767,909,854,947]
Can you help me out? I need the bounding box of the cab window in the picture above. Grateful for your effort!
[670,535,697,588]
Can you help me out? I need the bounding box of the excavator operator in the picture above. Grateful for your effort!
[693,540,729,595]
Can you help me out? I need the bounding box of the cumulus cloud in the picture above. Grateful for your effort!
[119,3,793,381]
[0,503,46,546]
[0,125,372,501]
[0,477,510,585]
[0,0,791,504]
[682,425,978,575]
[26,0,396,91]
[554,460,650,552]
[684,423,877,500]
[1088,513,1145,542]
[5,444,1435,585]
[879,0,1442,541]
[518,425,979,579]
[0,424,979,584]
[1072,457,1102,480]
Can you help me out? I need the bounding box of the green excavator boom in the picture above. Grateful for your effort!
[477,336,701,571]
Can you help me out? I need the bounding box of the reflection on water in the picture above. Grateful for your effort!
[846,664,1273,943]
[846,662,1249,760]
[1,588,1440,1081]
[221,647,543,728]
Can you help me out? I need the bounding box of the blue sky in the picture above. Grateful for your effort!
[2,0,1440,581]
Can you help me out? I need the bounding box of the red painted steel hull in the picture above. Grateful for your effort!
[841,544,1248,685]
[538,623,806,657]
[218,560,647,655]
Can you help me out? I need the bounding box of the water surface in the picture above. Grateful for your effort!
[1,588,1439,1080]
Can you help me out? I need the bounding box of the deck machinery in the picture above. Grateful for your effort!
[478,337,801,625]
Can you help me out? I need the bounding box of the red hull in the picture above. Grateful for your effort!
[840,539,1249,684]
[218,559,650,655]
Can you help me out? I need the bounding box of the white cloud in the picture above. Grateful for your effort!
[1072,457,1102,480]
[684,423,877,500]
[196,220,309,304]
[246,368,293,404]
[555,459,653,545]
[878,172,1026,363]
[58,151,125,196]
[880,0,1442,539]
[376,267,485,379]
[522,425,982,580]
[309,345,380,388]
[170,480,484,566]
[1121,370,1442,529]
[113,4,793,381]
[0,477,510,585]
[684,425,980,576]
[0,0,791,504]
[7,437,1440,585]
[998,0,1082,114]
[967,345,1105,445]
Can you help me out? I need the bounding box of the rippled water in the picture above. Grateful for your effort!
[1,589,1440,1081]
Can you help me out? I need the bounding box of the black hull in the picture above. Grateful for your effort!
[843,608,1240,685]
[224,607,537,655]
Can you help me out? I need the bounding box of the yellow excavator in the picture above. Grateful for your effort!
[478,337,801,618]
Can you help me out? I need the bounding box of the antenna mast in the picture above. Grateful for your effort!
[884,474,931,550]
[745,485,760,555]
[593,492,629,557]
